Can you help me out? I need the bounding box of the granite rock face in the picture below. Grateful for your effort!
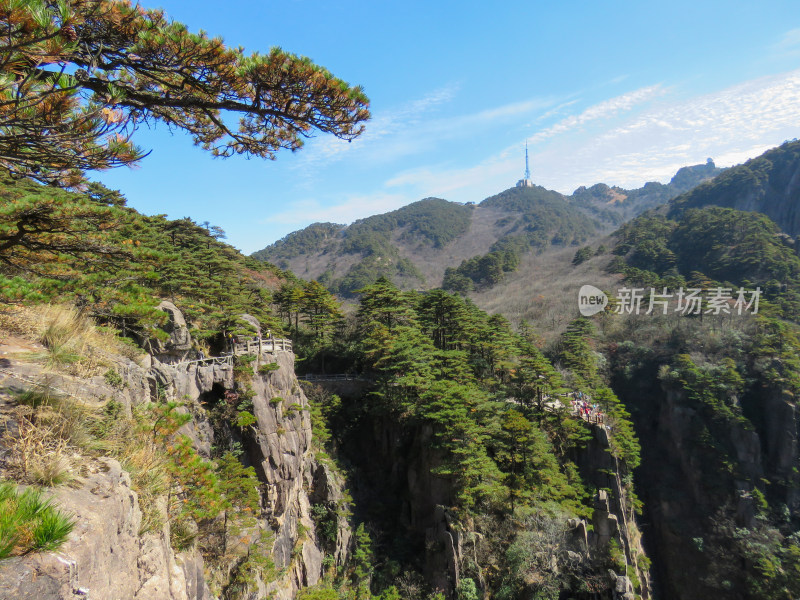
[0,459,210,600]
[0,303,345,600]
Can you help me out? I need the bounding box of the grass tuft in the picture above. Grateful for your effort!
[0,481,74,560]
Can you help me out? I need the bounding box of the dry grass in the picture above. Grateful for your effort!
[471,239,622,342]
[1,303,144,375]
[9,408,76,487]
[5,379,98,486]
[118,435,169,535]
[88,401,170,535]
[35,305,117,376]
[1,305,167,534]
[4,389,170,533]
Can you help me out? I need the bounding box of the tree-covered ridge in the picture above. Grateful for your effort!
[344,198,473,252]
[255,198,472,263]
[251,222,346,261]
[667,140,800,234]
[610,206,800,319]
[480,186,597,250]
[0,172,286,344]
[436,186,600,292]
[253,197,473,296]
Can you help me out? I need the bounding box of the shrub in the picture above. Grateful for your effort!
[457,578,479,600]
[0,482,75,560]
[235,411,257,428]
[258,362,280,374]
[104,368,125,389]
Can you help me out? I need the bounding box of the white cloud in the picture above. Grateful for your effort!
[529,85,666,144]
[382,69,800,199]
[295,85,557,175]
[545,69,800,190]
[296,84,460,168]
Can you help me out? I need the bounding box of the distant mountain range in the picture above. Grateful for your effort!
[252,159,722,296]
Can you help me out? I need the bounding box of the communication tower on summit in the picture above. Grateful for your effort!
[516,141,533,188]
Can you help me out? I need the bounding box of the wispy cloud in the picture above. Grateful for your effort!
[775,28,800,50]
[387,69,800,200]
[529,85,666,144]
[295,85,557,175]
[295,84,460,169]
[266,192,413,227]
[547,69,800,190]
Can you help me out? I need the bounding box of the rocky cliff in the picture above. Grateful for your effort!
[322,389,650,600]
[0,305,349,600]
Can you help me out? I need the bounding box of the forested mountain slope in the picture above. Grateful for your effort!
[585,139,800,600]
[252,161,720,297]
[667,140,800,234]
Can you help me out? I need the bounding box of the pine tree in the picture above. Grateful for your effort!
[301,281,343,342]
[216,452,260,556]
[0,0,369,186]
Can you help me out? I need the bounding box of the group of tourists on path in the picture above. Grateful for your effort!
[569,391,604,424]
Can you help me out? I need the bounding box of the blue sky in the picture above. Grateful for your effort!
[92,0,800,254]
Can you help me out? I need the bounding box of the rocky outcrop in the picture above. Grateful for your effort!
[0,302,345,600]
[571,423,651,600]
[0,459,209,600]
[308,461,352,568]
[143,301,193,364]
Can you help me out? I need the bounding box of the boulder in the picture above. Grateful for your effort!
[147,301,192,363]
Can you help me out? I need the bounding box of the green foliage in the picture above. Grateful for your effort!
[224,530,278,599]
[297,586,340,600]
[572,246,594,265]
[0,482,74,560]
[234,411,257,428]
[343,198,472,252]
[612,204,800,321]
[481,185,597,253]
[253,222,345,262]
[258,362,281,374]
[0,1,369,186]
[255,198,474,296]
[442,250,519,291]
[669,141,800,232]
[352,523,374,599]
[310,503,339,547]
[456,578,479,600]
[103,368,125,389]
[0,174,285,342]
[345,284,593,521]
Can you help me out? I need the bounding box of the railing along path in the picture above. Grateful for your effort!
[171,337,293,369]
